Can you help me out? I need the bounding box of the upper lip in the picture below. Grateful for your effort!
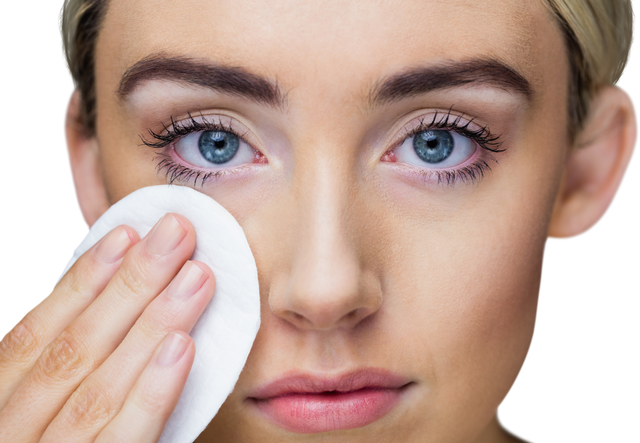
[248,368,412,400]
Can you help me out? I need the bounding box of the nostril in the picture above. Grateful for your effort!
[285,311,309,327]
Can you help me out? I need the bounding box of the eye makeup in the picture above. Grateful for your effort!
[140,113,267,187]
[382,109,505,186]
[140,107,506,188]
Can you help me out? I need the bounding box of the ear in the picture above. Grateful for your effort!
[66,90,110,227]
[549,86,637,237]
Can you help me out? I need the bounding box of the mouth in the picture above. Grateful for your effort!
[247,368,413,433]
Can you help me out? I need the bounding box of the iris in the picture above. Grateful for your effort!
[413,130,454,164]
[198,130,240,164]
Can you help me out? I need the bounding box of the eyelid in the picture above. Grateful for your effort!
[141,112,269,187]
[380,109,505,186]
[144,108,503,188]
[385,109,503,155]
[141,111,261,152]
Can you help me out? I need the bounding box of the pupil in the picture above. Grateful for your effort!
[198,130,240,164]
[413,130,454,164]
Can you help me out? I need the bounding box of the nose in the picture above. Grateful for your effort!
[268,163,382,331]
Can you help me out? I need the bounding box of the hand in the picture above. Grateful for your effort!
[0,214,215,442]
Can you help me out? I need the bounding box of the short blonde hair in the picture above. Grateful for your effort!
[61,0,633,139]
[544,0,633,137]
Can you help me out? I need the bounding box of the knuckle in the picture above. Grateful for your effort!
[0,316,45,365]
[34,330,86,383]
[113,261,150,299]
[64,383,113,430]
[139,308,180,341]
[154,307,180,331]
[59,257,93,295]
[136,317,162,343]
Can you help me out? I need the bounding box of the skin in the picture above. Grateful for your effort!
[0,0,635,442]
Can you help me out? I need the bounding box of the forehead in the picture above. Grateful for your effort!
[98,0,556,94]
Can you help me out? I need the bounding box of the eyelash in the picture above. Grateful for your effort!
[392,109,505,186]
[140,109,505,187]
[140,113,255,186]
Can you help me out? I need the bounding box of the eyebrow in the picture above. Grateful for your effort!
[117,54,285,108]
[370,59,533,106]
[118,55,531,111]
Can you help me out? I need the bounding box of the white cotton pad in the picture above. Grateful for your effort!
[61,185,260,443]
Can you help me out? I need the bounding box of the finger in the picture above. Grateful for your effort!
[94,332,195,443]
[0,214,194,442]
[41,260,215,442]
[0,225,138,408]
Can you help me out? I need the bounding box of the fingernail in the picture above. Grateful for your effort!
[157,332,189,366]
[146,214,186,256]
[167,261,208,300]
[95,226,133,263]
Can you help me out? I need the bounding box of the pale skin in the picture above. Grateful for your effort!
[0,0,636,442]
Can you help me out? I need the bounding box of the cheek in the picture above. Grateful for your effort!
[371,136,565,429]
[439,116,571,362]
[375,203,544,436]
[459,144,567,369]
[95,108,163,203]
[100,155,161,203]
[453,215,544,410]
[429,219,544,367]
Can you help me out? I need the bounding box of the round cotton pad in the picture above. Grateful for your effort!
[60,185,260,443]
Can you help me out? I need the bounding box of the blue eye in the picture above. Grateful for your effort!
[140,111,504,186]
[174,128,256,169]
[413,130,454,164]
[394,129,477,169]
[198,131,240,164]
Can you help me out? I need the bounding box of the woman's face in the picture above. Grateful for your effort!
[90,0,569,441]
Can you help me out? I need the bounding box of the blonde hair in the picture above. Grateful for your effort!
[61,0,633,138]
[543,0,633,137]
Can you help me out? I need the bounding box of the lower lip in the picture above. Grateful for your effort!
[253,388,403,433]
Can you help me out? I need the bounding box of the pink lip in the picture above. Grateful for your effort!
[248,369,412,433]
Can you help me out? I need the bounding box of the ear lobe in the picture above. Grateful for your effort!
[66,90,110,227]
[549,86,636,238]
